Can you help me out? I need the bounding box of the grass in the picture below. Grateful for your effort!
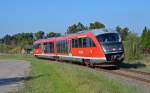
[0,54,148,93]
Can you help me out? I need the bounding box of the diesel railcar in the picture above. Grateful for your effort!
[33,29,124,65]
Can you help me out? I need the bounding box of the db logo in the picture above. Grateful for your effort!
[78,51,83,54]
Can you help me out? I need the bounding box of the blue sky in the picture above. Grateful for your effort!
[0,0,150,37]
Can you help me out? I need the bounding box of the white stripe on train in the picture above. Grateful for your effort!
[34,53,106,60]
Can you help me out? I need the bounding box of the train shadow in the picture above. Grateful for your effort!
[94,61,146,70]
[95,65,120,70]
[0,74,44,86]
[116,61,146,69]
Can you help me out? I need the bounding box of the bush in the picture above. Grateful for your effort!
[0,44,13,53]
[123,33,142,60]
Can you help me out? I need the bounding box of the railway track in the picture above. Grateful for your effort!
[120,69,150,76]
[95,67,150,84]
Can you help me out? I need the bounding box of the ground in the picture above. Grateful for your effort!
[0,60,30,93]
[0,54,149,93]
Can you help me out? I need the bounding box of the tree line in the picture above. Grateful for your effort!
[0,32,61,47]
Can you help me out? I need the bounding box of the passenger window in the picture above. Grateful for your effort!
[72,39,75,48]
[34,44,40,49]
[44,42,54,53]
[56,40,68,53]
[43,43,48,52]
[82,38,87,48]
[75,39,78,48]
[78,38,82,48]
[72,37,96,48]
[87,38,96,47]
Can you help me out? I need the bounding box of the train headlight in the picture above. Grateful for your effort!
[119,47,122,50]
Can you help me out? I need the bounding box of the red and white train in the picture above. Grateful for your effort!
[33,29,124,65]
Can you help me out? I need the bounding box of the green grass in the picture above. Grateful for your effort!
[0,54,148,93]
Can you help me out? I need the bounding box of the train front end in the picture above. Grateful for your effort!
[96,31,124,63]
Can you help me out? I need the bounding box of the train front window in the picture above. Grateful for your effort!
[96,33,120,43]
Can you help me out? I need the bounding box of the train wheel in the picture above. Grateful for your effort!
[84,62,90,67]
[83,59,93,67]
[89,63,95,68]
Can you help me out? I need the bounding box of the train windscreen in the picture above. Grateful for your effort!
[96,33,120,43]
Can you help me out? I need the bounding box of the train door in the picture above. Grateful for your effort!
[68,39,72,56]
[40,43,44,54]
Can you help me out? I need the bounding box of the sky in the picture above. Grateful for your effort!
[0,0,150,37]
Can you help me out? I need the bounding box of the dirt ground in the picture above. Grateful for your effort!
[0,60,30,93]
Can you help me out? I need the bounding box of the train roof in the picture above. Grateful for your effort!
[88,29,118,36]
[34,29,118,44]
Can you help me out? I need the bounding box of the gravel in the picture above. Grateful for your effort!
[0,60,31,93]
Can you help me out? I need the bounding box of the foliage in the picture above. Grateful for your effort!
[34,31,45,40]
[116,26,129,41]
[0,44,13,53]
[0,33,34,47]
[89,21,105,29]
[67,21,105,34]
[9,46,22,54]
[46,32,61,38]
[67,22,88,34]
[141,27,150,48]
[124,33,142,60]
[0,31,61,53]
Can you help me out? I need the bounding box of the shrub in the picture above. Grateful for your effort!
[123,33,142,60]
[0,44,13,53]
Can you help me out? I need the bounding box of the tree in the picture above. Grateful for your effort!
[3,35,12,45]
[46,32,61,38]
[124,33,142,60]
[55,33,61,37]
[89,21,105,29]
[67,22,87,34]
[0,38,3,44]
[11,33,34,46]
[116,26,129,41]
[76,22,87,31]
[141,27,150,48]
[0,32,34,53]
[116,26,122,32]
[35,31,45,40]
[67,24,77,34]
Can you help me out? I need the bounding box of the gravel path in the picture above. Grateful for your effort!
[0,60,31,93]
